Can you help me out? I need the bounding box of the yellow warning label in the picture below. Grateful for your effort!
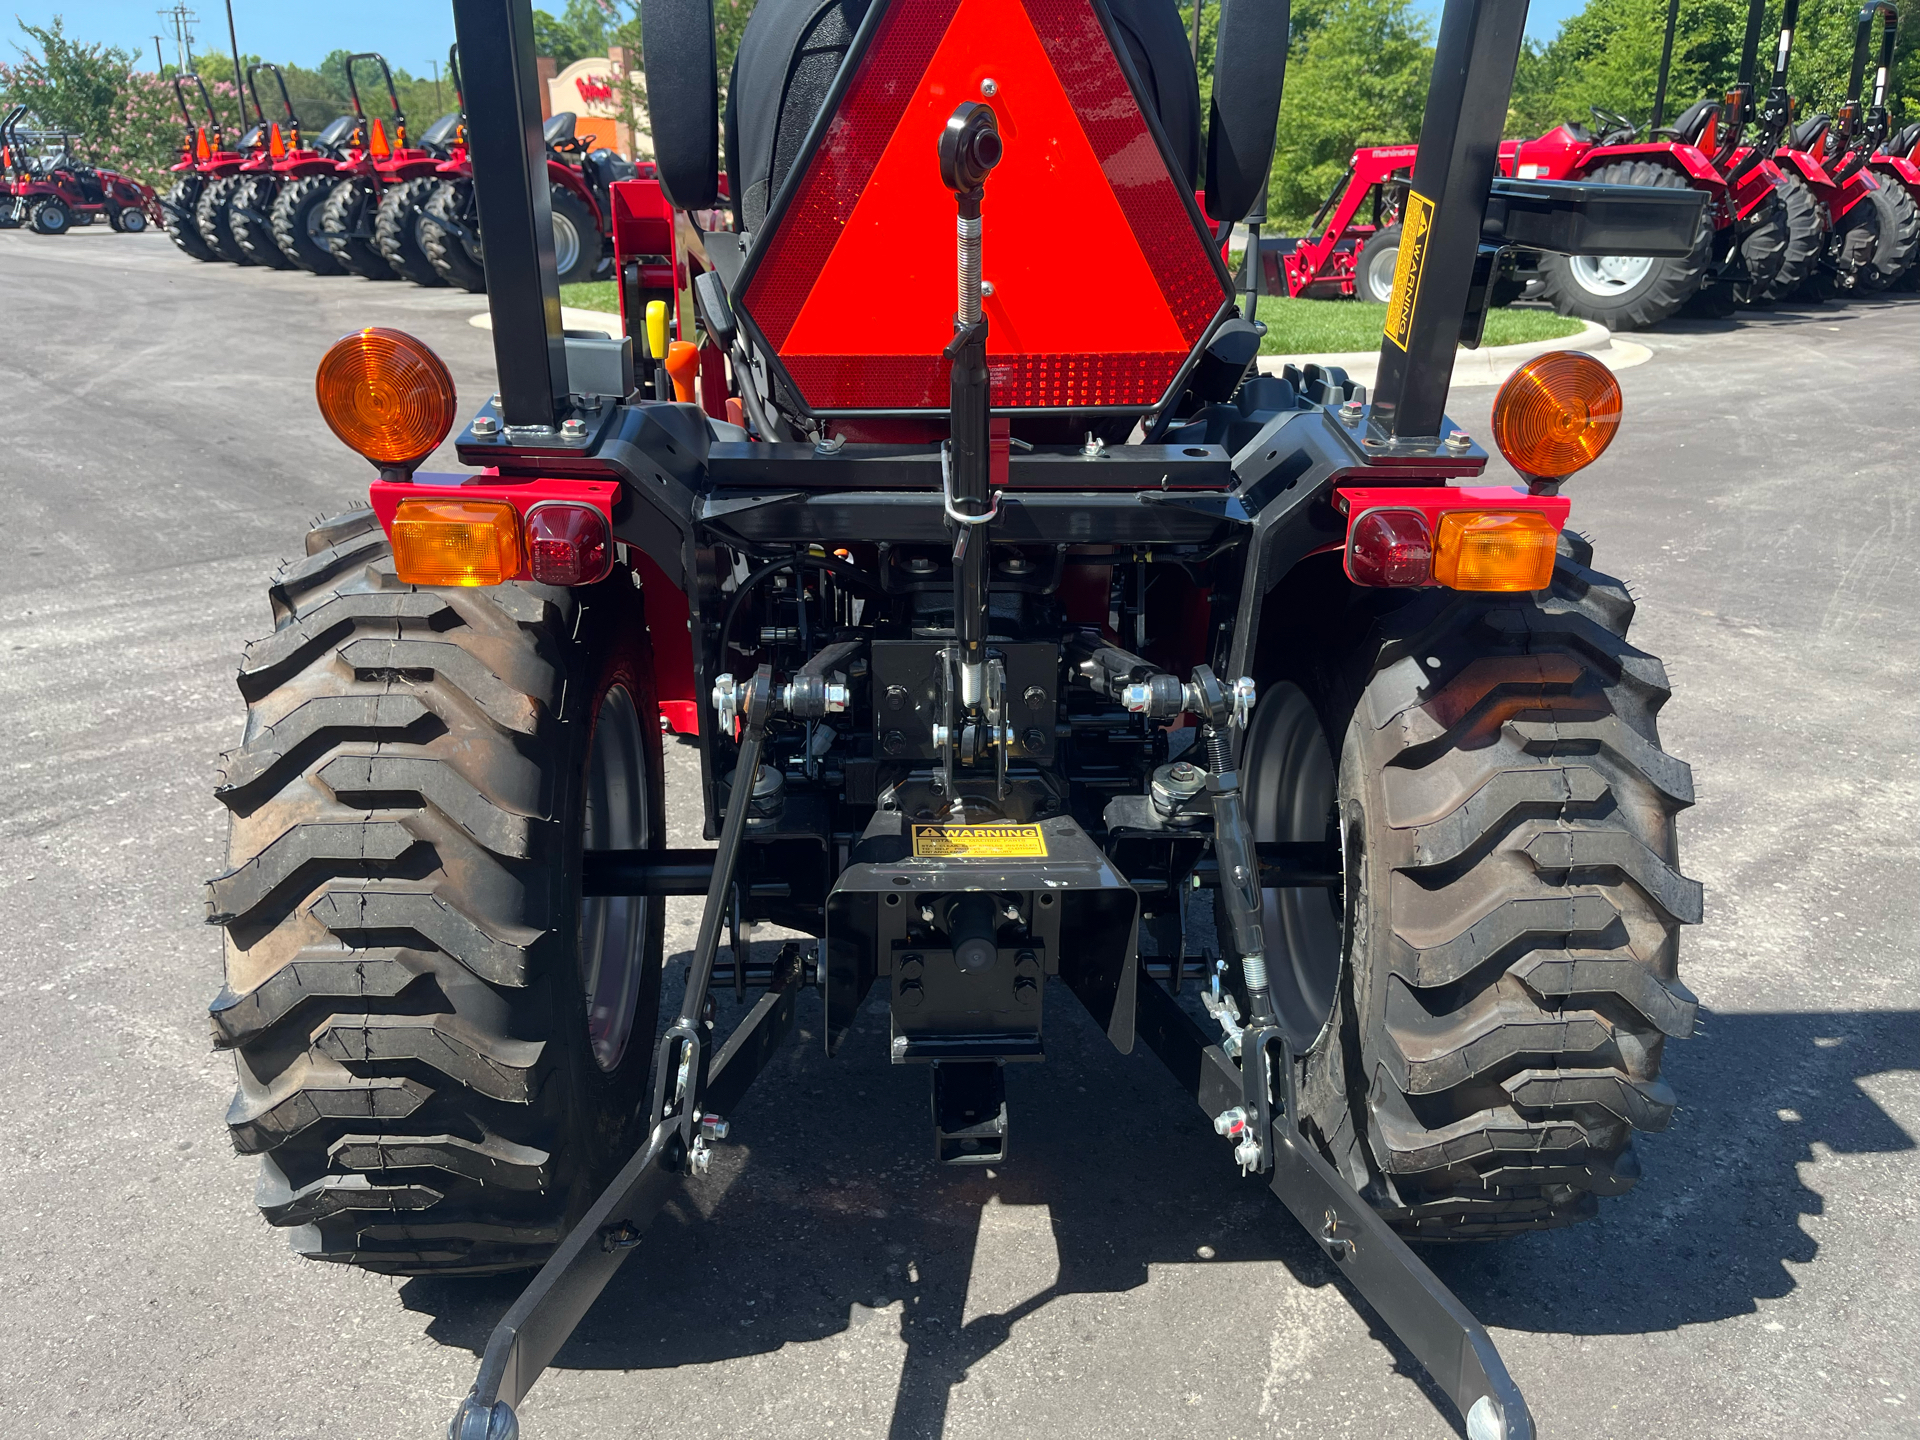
[911,823,1048,860]
[1382,190,1436,351]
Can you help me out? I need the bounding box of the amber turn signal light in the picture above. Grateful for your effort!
[1490,351,1621,483]
[315,328,457,470]
[391,499,523,587]
[1432,510,1558,591]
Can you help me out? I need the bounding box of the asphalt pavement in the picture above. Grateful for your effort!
[0,226,1914,1440]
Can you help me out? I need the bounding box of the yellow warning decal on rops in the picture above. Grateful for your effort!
[911,823,1048,859]
[1383,190,1435,351]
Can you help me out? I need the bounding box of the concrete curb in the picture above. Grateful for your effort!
[469,306,624,335]
[1255,319,1653,389]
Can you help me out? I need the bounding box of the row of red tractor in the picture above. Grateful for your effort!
[1255,0,1919,327]
[142,51,631,290]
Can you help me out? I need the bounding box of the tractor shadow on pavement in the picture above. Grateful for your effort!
[399,968,1917,1438]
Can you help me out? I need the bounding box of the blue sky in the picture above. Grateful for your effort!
[11,0,1585,77]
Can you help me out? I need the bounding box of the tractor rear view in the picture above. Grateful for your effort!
[206,0,1707,1435]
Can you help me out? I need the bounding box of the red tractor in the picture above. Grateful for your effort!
[417,45,637,291]
[308,52,446,281]
[159,73,251,261]
[1870,119,1920,286]
[1771,0,1918,295]
[212,63,328,271]
[0,107,158,235]
[208,0,1710,1436]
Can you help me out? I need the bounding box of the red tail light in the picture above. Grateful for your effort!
[733,0,1231,414]
[1346,510,1434,587]
[527,504,612,586]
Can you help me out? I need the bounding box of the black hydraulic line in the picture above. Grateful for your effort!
[1650,0,1681,133]
[715,551,887,665]
[1132,973,1536,1440]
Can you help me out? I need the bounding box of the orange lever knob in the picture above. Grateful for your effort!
[665,341,700,403]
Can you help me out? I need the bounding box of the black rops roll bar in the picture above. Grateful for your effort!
[345,51,408,149]
[172,73,224,149]
[1366,0,1529,444]
[1823,1,1897,179]
[450,0,569,431]
[247,62,302,150]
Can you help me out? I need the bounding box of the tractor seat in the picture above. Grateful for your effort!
[315,115,355,150]
[1790,113,1831,151]
[1890,121,1919,155]
[544,112,579,148]
[1653,99,1717,146]
[723,0,1201,234]
[419,112,459,154]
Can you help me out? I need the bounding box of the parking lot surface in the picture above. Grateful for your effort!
[1,227,1914,1438]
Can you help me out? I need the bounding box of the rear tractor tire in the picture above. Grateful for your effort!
[1863,181,1919,290]
[320,178,399,280]
[1751,170,1828,303]
[422,178,487,292]
[195,175,254,264]
[1278,532,1700,1237]
[1535,161,1713,329]
[27,197,71,235]
[270,175,345,276]
[1355,224,1402,305]
[373,176,448,286]
[229,175,294,269]
[163,176,218,261]
[207,509,668,1275]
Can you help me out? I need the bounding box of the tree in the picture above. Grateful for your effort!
[1266,0,1434,228]
[0,17,195,186]
[1509,0,1918,139]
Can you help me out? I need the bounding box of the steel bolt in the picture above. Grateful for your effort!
[1445,430,1473,453]
[1339,399,1364,425]
[882,729,907,757]
[1021,727,1047,752]
[700,1114,730,1141]
[822,681,850,713]
[1170,761,1200,782]
[1213,1106,1249,1137]
[898,979,924,1009]
[471,415,500,437]
[1122,682,1153,713]
[690,1138,713,1175]
[561,417,588,440]
[980,77,999,97]
[1023,685,1047,709]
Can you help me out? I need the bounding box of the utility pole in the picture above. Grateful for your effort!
[157,5,198,75]
[154,35,166,73]
[223,0,245,132]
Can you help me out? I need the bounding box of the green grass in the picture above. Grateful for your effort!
[1255,295,1586,355]
[560,281,622,313]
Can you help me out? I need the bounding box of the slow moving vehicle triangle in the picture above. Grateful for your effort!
[736,0,1232,412]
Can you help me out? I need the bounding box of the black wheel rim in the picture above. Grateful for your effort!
[578,684,652,1072]
[1242,682,1343,1052]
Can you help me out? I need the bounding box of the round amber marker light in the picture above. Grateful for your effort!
[1490,350,1622,481]
[315,327,457,467]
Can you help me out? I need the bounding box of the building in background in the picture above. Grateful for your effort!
[535,47,651,161]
